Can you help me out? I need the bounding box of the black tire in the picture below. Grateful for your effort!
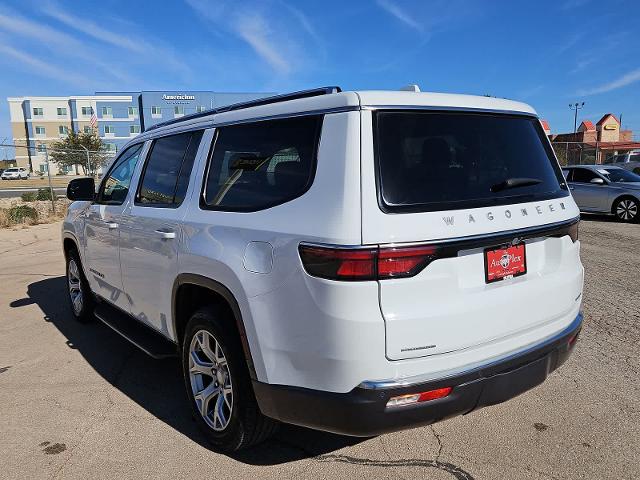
[613,197,639,223]
[181,307,277,451]
[65,248,95,322]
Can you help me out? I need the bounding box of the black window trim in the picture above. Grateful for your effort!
[199,115,324,213]
[94,142,145,206]
[372,109,570,215]
[134,129,205,209]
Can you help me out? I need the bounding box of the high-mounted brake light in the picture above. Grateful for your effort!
[298,244,439,281]
[386,387,452,408]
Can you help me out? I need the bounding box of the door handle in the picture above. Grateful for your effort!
[155,229,176,240]
[105,222,119,230]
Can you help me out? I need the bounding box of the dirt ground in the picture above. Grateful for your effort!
[0,216,638,479]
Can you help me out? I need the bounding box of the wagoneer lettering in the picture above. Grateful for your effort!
[62,86,584,451]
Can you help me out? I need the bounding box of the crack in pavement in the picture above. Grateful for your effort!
[315,454,476,479]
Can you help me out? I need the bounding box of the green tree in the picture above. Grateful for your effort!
[49,131,110,175]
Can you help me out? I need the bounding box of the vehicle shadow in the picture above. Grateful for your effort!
[13,276,364,465]
[579,213,618,223]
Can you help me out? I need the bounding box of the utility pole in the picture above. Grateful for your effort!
[79,144,92,178]
[569,102,585,133]
[43,147,55,214]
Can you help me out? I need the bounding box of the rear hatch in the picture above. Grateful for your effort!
[364,110,582,360]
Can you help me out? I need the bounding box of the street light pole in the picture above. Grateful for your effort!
[569,102,585,133]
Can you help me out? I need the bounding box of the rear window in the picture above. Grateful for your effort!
[374,111,568,213]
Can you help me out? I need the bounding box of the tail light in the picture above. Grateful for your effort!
[299,244,439,281]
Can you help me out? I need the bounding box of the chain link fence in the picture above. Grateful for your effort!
[551,141,601,166]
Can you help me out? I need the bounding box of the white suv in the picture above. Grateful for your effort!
[62,87,584,451]
[1,167,29,180]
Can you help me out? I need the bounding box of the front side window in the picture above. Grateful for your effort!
[137,130,204,207]
[33,107,43,116]
[571,168,600,183]
[374,111,568,212]
[98,143,143,205]
[203,116,322,211]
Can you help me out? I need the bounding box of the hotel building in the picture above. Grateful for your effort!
[7,91,271,174]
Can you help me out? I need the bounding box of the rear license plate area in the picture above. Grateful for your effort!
[484,243,527,283]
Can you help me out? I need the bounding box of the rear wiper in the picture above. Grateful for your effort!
[490,177,542,193]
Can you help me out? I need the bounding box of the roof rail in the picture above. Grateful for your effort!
[146,86,342,132]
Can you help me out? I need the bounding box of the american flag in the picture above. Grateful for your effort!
[90,109,98,129]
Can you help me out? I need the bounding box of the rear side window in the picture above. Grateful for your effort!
[374,111,568,213]
[202,116,322,211]
[137,130,204,207]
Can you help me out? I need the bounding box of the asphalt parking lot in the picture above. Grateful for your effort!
[1,217,638,480]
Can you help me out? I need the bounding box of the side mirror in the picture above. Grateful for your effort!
[590,177,605,185]
[67,177,95,201]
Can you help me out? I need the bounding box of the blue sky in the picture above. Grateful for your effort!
[0,0,639,147]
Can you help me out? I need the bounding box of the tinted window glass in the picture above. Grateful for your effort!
[138,130,203,206]
[98,144,143,205]
[571,168,599,183]
[374,112,568,212]
[600,168,640,183]
[203,116,321,211]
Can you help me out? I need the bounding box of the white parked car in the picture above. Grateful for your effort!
[1,167,29,180]
[62,87,584,451]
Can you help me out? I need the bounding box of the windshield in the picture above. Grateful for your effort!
[374,111,568,212]
[599,168,640,183]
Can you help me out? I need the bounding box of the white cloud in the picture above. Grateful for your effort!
[42,4,146,54]
[376,0,423,32]
[0,10,136,84]
[0,43,90,88]
[236,14,291,74]
[577,68,640,96]
[40,1,190,77]
[184,0,295,74]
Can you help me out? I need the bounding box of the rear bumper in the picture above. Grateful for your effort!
[253,313,583,436]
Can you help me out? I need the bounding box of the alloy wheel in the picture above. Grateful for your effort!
[67,258,83,315]
[188,330,233,431]
[616,199,638,221]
